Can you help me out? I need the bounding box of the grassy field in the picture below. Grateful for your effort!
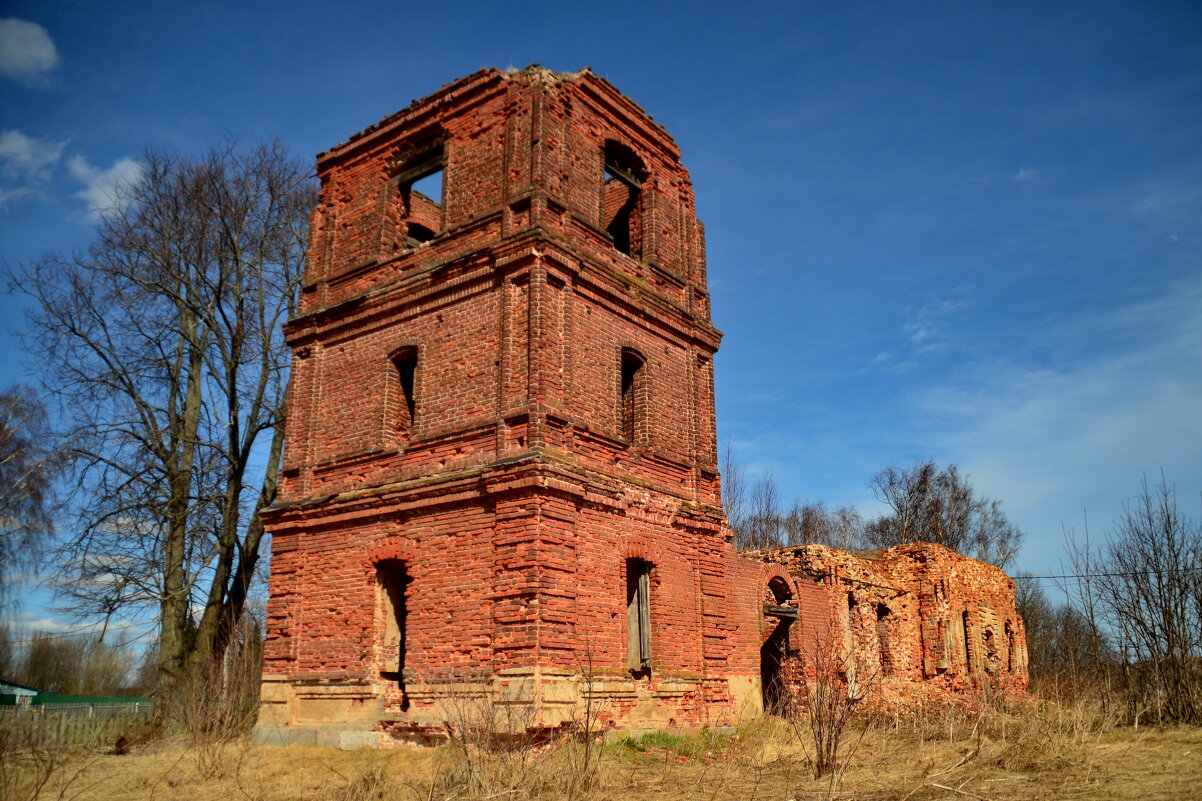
[5,708,1201,800]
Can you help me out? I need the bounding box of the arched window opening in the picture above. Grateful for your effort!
[395,147,444,248]
[626,558,652,675]
[602,142,645,257]
[375,559,410,709]
[392,347,418,443]
[1005,620,1015,672]
[768,576,793,605]
[983,627,999,675]
[620,348,646,443]
[876,603,894,676]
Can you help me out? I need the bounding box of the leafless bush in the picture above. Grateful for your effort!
[782,634,873,781]
[0,724,101,801]
[0,725,60,801]
[172,614,263,778]
[425,664,613,801]
[432,673,547,799]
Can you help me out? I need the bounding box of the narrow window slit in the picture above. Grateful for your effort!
[392,347,418,444]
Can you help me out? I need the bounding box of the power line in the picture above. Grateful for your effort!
[1012,566,1202,581]
[0,623,149,646]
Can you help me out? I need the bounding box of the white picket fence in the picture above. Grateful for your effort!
[0,702,153,748]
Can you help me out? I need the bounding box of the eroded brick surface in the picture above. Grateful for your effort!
[258,67,1026,744]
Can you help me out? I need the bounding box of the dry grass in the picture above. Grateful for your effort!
[5,708,1201,801]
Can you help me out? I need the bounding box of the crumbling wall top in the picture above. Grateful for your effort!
[316,64,682,171]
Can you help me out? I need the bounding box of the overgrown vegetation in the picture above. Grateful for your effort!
[3,697,1200,800]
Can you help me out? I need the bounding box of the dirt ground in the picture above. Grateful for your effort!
[6,717,1201,801]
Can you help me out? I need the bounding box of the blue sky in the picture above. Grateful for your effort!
[1,0,1200,635]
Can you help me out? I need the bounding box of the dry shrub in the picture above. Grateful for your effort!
[781,637,874,781]
[0,725,102,801]
[331,766,399,801]
[0,725,61,801]
[172,617,264,779]
[427,674,596,801]
[417,665,623,801]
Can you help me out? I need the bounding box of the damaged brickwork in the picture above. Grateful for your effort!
[751,543,1028,714]
[254,66,1027,748]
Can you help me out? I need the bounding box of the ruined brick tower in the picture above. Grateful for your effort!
[257,67,769,744]
[257,67,1028,747]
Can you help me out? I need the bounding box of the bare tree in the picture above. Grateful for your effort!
[722,440,747,535]
[797,502,866,550]
[743,471,784,550]
[865,460,1023,567]
[1065,475,1201,723]
[0,386,58,605]
[1015,576,1108,680]
[13,141,314,719]
[724,445,868,551]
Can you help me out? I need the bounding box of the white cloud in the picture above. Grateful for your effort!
[0,18,57,84]
[903,321,936,345]
[67,154,143,220]
[11,611,76,634]
[0,129,66,208]
[1011,167,1039,183]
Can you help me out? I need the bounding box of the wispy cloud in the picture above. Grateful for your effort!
[67,154,143,220]
[869,296,969,371]
[9,611,77,634]
[912,272,1202,566]
[1011,167,1040,184]
[0,18,57,85]
[0,129,66,209]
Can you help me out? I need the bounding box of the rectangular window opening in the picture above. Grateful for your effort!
[602,143,644,257]
[396,149,444,248]
[626,558,652,674]
[875,603,893,676]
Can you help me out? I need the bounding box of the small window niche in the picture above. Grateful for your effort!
[602,141,646,257]
[395,148,444,248]
[626,558,652,675]
[962,610,975,674]
[619,348,646,444]
[391,347,419,445]
[375,559,410,708]
[875,603,894,676]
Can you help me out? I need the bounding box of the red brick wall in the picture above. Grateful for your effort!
[261,67,1027,740]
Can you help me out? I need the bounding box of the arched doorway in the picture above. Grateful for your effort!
[761,576,798,714]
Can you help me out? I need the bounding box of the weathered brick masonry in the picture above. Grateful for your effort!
[256,67,1026,747]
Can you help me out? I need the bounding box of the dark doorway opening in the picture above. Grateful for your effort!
[761,576,796,714]
[376,559,410,710]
